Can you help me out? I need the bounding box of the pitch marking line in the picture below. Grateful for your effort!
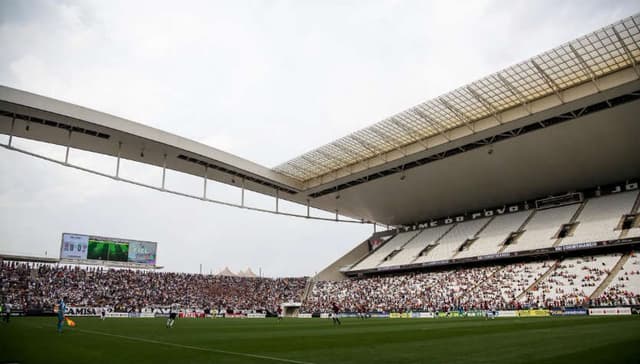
[76,328,315,364]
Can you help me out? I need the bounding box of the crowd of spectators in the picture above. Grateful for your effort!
[305,264,531,313]
[593,253,640,306]
[3,252,639,315]
[0,261,306,312]
[593,284,640,306]
[306,255,640,313]
[519,255,617,308]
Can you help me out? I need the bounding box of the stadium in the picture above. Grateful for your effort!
[1,5,640,364]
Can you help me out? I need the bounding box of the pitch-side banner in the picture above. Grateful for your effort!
[517,309,550,317]
[588,307,632,316]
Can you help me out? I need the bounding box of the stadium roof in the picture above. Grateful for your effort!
[274,14,640,184]
[1,14,639,226]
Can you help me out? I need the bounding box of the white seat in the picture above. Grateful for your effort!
[413,218,489,263]
[560,191,638,245]
[351,231,420,270]
[503,204,579,253]
[457,211,531,259]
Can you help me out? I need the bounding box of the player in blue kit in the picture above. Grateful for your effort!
[56,297,66,333]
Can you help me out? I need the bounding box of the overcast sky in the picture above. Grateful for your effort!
[1,0,639,276]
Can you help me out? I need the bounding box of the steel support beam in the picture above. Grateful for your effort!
[64,130,71,164]
[569,44,601,91]
[466,86,502,124]
[8,116,15,147]
[241,177,245,207]
[411,107,451,141]
[331,141,368,161]
[350,134,384,155]
[368,127,406,156]
[115,141,122,178]
[612,28,640,78]
[531,60,564,103]
[497,73,531,114]
[162,153,167,189]
[389,116,429,149]
[315,149,348,168]
[437,98,474,132]
[203,166,208,199]
[300,155,332,173]
[285,160,316,178]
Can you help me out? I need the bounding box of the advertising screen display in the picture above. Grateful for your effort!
[128,241,157,264]
[60,233,89,260]
[60,233,157,266]
[87,238,129,262]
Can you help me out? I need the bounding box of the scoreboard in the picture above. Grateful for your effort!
[60,233,157,266]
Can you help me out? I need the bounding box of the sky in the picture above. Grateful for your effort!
[1,0,639,276]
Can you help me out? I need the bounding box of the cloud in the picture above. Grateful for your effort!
[1,0,639,275]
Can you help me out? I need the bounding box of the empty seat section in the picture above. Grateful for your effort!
[378,225,451,267]
[503,204,579,253]
[414,218,489,263]
[559,191,638,245]
[627,226,640,238]
[456,211,531,259]
[351,231,419,270]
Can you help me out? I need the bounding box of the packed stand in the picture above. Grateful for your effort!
[0,261,306,312]
[306,254,637,313]
[467,261,553,309]
[306,265,526,313]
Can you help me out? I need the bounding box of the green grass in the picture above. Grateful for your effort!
[1,316,639,364]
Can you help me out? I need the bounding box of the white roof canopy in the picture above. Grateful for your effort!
[274,14,640,182]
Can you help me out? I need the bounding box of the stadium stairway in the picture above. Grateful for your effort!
[632,191,640,215]
[515,259,560,301]
[451,216,495,259]
[410,223,458,264]
[302,277,316,302]
[465,264,504,297]
[352,230,424,270]
[376,230,424,267]
[619,192,640,238]
[552,200,589,247]
[497,209,537,254]
[589,252,631,300]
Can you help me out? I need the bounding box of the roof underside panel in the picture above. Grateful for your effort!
[274,14,640,182]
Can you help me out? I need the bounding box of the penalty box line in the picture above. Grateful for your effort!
[75,328,315,364]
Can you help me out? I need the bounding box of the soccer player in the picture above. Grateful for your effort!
[2,301,10,323]
[166,305,177,328]
[56,297,66,333]
[357,304,365,320]
[331,302,341,325]
[101,308,106,321]
[277,306,283,321]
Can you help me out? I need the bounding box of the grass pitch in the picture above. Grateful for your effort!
[1,316,639,364]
